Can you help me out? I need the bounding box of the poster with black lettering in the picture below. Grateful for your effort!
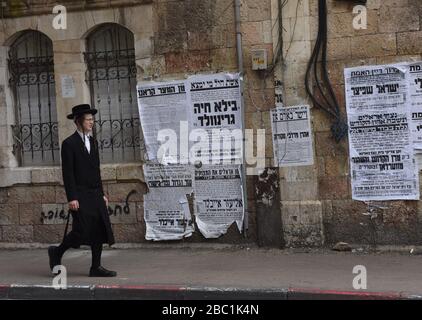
[194,165,244,238]
[137,81,188,164]
[143,164,195,241]
[344,64,419,201]
[271,105,314,167]
[407,62,422,150]
[187,73,243,163]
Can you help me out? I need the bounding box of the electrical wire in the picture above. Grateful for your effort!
[305,0,348,142]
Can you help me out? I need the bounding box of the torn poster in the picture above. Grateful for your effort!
[407,62,422,150]
[271,105,314,167]
[344,64,419,201]
[137,81,188,163]
[143,164,194,241]
[188,73,243,163]
[194,165,244,238]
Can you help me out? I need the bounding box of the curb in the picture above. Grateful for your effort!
[0,284,417,300]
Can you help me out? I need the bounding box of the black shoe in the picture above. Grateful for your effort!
[89,266,117,277]
[48,246,62,274]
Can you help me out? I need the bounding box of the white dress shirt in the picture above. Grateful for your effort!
[77,129,91,153]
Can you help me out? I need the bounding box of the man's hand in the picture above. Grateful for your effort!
[103,195,109,207]
[69,200,79,211]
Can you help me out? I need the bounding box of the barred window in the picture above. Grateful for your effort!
[84,23,143,164]
[8,30,59,166]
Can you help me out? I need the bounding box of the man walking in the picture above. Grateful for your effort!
[48,104,116,277]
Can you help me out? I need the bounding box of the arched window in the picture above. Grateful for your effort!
[8,30,59,166]
[84,23,142,163]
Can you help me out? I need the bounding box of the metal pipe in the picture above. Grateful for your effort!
[234,0,249,235]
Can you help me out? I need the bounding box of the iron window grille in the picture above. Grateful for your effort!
[84,23,144,164]
[8,30,59,167]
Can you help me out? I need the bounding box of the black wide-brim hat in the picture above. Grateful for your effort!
[67,104,98,119]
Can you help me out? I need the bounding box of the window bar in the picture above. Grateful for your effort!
[124,30,136,160]
[116,27,125,161]
[45,42,55,162]
[36,33,45,162]
[24,36,34,164]
[104,29,115,160]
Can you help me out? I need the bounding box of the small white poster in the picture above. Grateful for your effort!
[61,75,75,98]
[143,164,194,241]
[194,164,244,238]
[271,105,314,167]
[407,62,422,150]
[187,73,243,163]
[137,81,188,163]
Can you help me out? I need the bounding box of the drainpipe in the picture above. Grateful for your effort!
[235,0,249,236]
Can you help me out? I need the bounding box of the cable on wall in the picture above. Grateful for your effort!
[305,0,348,142]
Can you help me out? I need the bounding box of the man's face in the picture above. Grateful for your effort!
[82,115,94,132]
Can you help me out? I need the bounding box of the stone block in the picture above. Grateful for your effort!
[19,203,42,225]
[116,164,144,182]
[241,0,271,22]
[7,185,56,204]
[154,31,187,55]
[0,204,19,225]
[165,51,211,74]
[55,186,68,204]
[318,176,351,200]
[112,223,145,243]
[106,182,146,202]
[378,5,419,33]
[31,167,62,184]
[315,131,349,157]
[327,37,351,61]
[280,200,324,247]
[40,204,69,225]
[280,180,318,201]
[351,34,397,59]
[244,88,275,113]
[325,154,350,177]
[134,36,154,59]
[242,21,265,46]
[397,31,422,55]
[108,202,137,224]
[2,225,33,242]
[33,225,63,243]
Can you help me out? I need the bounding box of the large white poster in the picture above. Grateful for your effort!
[407,62,422,150]
[137,81,188,163]
[345,64,419,201]
[194,165,244,238]
[143,164,194,241]
[271,105,314,167]
[188,73,243,163]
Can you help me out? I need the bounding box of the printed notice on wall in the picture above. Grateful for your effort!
[188,73,243,163]
[407,62,422,150]
[143,164,194,241]
[271,105,314,167]
[137,81,188,163]
[194,165,244,238]
[61,75,75,98]
[344,64,419,201]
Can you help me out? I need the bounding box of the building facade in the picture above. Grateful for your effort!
[0,0,421,247]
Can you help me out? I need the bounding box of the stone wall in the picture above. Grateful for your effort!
[2,0,421,248]
[0,0,276,245]
[278,0,422,247]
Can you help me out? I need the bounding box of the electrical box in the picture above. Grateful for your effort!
[251,49,268,70]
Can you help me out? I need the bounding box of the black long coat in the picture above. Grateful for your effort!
[61,130,115,247]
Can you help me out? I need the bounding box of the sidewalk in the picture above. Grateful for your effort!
[0,245,421,299]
